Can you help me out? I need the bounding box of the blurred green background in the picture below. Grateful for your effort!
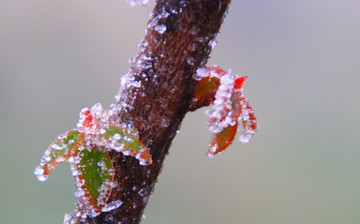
[1,0,359,223]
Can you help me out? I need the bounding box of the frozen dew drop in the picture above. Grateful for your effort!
[37,175,47,182]
[55,157,66,163]
[99,128,106,135]
[34,165,44,176]
[91,103,103,116]
[63,214,71,223]
[130,80,142,88]
[193,67,210,80]
[34,166,48,182]
[115,91,121,101]
[207,124,223,133]
[239,134,251,143]
[113,143,125,152]
[113,133,121,141]
[51,143,65,151]
[207,152,215,158]
[68,156,75,163]
[109,181,118,188]
[74,190,84,198]
[186,57,195,66]
[139,159,150,166]
[154,24,167,34]
[209,39,217,48]
[122,150,132,156]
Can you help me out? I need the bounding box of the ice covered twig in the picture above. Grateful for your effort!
[35,1,232,223]
[190,66,257,157]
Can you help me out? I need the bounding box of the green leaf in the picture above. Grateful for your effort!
[77,146,114,210]
[34,130,84,181]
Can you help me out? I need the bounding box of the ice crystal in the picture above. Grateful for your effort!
[209,39,217,49]
[154,24,167,34]
[100,194,122,212]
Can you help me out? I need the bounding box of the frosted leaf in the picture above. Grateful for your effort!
[126,0,149,7]
[34,130,85,182]
[76,146,115,214]
[191,66,257,157]
[36,102,153,219]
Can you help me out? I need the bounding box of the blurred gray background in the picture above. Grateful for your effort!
[1,0,359,223]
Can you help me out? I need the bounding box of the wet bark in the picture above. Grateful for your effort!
[81,0,231,223]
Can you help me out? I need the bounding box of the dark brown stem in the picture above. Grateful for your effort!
[77,0,231,223]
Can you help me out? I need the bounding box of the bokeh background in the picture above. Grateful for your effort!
[1,0,359,223]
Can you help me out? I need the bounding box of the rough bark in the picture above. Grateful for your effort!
[82,0,231,223]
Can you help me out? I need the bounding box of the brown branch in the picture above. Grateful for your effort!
[71,0,231,223]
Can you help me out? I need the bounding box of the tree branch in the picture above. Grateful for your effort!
[70,0,231,223]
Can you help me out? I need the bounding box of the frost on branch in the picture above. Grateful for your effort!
[190,66,257,157]
[34,103,152,220]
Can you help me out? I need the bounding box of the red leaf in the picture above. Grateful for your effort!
[207,122,238,157]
